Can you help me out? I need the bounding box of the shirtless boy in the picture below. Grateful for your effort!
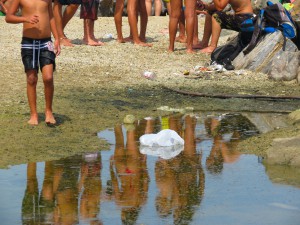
[199,0,253,53]
[6,0,61,125]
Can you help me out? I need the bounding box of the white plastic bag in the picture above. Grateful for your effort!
[140,145,184,160]
[139,129,184,147]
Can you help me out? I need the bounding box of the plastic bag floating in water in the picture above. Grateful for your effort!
[139,129,184,159]
[139,129,184,147]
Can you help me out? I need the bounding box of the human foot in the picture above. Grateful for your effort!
[28,115,39,126]
[134,41,153,47]
[175,36,187,43]
[45,111,56,125]
[193,41,208,49]
[200,45,216,53]
[60,37,74,47]
[83,38,105,46]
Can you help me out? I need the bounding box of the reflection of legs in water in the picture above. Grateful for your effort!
[79,154,102,224]
[22,163,39,224]
[40,162,55,224]
[183,115,197,156]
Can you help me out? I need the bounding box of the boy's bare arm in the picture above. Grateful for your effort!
[213,0,229,11]
[5,0,38,24]
[48,1,60,56]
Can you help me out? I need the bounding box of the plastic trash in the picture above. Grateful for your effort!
[141,71,156,80]
[140,145,184,160]
[139,129,184,147]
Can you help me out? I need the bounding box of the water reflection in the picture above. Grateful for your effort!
[155,115,204,224]
[109,124,149,224]
[2,112,300,225]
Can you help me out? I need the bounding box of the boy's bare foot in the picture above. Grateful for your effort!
[175,36,187,43]
[186,48,196,54]
[200,45,216,53]
[117,38,126,43]
[45,111,56,125]
[123,36,133,42]
[83,38,105,46]
[134,41,153,47]
[28,115,39,126]
[60,37,74,47]
[193,41,208,49]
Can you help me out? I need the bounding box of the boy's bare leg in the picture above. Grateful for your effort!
[26,70,39,125]
[138,0,149,43]
[201,16,220,53]
[127,0,152,47]
[83,19,104,46]
[42,64,56,125]
[175,10,186,43]
[168,0,181,52]
[194,13,212,49]
[114,0,126,43]
[154,0,162,16]
[145,0,152,16]
[193,14,199,45]
[184,0,196,53]
[53,0,73,47]
[62,4,79,29]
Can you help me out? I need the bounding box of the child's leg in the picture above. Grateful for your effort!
[154,0,162,16]
[201,15,220,53]
[138,0,149,42]
[127,0,151,46]
[175,9,186,43]
[62,4,79,30]
[83,19,104,46]
[194,13,212,49]
[168,0,181,52]
[114,0,126,42]
[41,64,55,124]
[145,0,152,16]
[26,70,39,125]
[184,0,196,53]
[193,14,199,45]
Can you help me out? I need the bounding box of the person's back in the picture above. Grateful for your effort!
[229,0,253,14]
[18,0,52,39]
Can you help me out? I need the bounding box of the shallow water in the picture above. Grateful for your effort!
[0,112,300,225]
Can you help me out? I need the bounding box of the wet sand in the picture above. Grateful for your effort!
[0,16,299,168]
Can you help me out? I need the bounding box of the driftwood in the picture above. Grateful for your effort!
[164,86,300,100]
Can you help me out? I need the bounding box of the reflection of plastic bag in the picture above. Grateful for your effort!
[140,145,184,160]
[139,129,184,147]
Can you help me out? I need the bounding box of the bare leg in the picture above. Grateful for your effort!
[168,0,181,52]
[114,0,126,43]
[201,15,220,53]
[53,0,73,47]
[193,14,199,45]
[127,0,152,46]
[83,19,104,46]
[184,0,196,53]
[145,0,152,16]
[139,0,149,42]
[62,4,79,29]
[26,70,39,125]
[194,13,212,49]
[154,0,162,16]
[175,10,186,43]
[42,64,56,125]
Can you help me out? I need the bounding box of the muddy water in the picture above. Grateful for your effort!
[0,113,300,225]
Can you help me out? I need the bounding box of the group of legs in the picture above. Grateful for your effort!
[53,0,103,47]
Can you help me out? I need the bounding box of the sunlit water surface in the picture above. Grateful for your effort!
[0,112,300,225]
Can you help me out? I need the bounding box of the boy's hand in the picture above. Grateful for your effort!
[54,39,61,56]
[27,15,39,24]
